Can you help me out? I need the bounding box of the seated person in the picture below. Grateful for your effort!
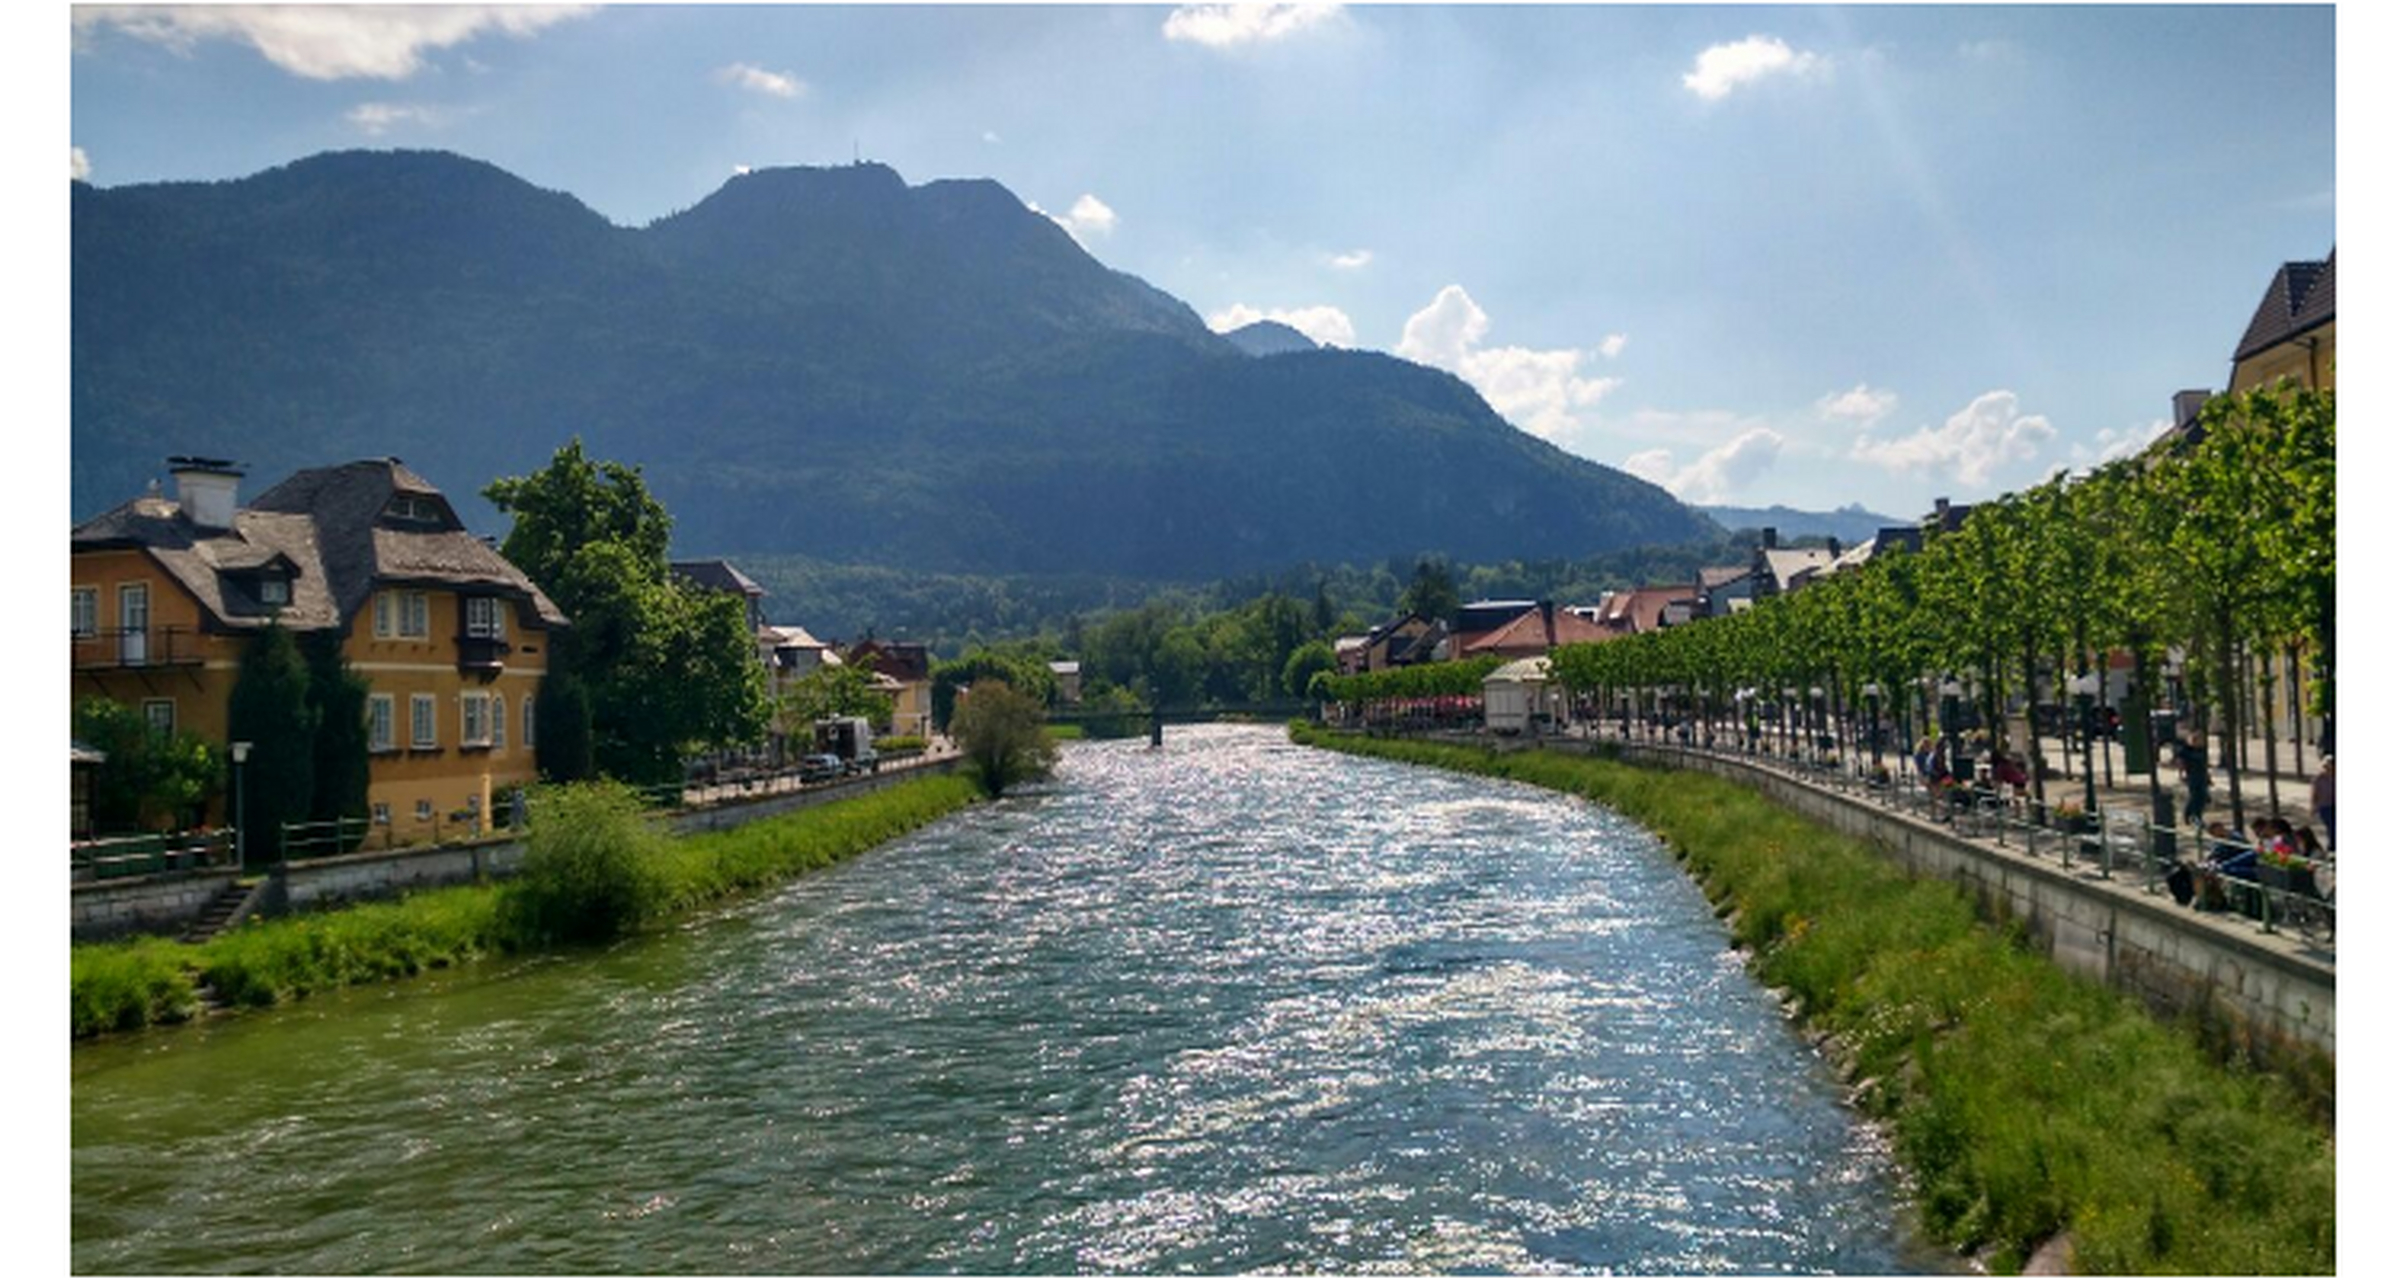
[1991,752,2028,791]
[2204,822,2259,882]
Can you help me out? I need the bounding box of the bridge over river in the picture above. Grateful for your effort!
[72,725,1955,1273]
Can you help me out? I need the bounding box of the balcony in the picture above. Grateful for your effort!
[456,633,510,676]
[72,626,205,672]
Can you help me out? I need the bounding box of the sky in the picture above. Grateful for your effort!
[64,3,2334,517]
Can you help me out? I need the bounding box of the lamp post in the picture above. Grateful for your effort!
[1809,685,1826,765]
[229,740,252,869]
[1939,675,1964,769]
[2070,670,2101,823]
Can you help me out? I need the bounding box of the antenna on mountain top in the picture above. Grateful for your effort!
[853,139,861,165]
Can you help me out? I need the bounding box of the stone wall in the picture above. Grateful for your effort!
[70,869,241,943]
[72,756,968,940]
[1607,742,2334,1061]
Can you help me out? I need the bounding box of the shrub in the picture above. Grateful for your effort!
[951,680,1059,797]
[70,939,200,1036]
[501,781,674,944]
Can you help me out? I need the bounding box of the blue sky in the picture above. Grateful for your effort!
[67,3,2335,515]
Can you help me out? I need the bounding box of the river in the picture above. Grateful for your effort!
[73,725,1948,1273]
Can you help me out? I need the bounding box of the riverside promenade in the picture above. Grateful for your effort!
[1409,723,2333,1080]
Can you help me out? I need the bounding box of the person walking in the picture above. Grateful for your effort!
[2178,729,2211,829]
[2311,756,2333,851]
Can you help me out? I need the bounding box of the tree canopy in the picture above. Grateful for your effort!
[485,440,770,783]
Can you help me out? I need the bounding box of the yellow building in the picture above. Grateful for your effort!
[2230,249,2334,394]
[72,457,568,845]
[848,640,934,737]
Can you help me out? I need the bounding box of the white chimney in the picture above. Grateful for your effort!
[168,457,243,531]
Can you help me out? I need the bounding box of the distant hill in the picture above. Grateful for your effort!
[1222,320,1320,357]
[73,150,1721,578]
[1698,502,1908,546]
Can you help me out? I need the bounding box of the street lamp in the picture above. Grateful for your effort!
[229,740,252,869]
[1938,675,1964,769]
[2069,670,2101,822]
[1809,685,1826,763]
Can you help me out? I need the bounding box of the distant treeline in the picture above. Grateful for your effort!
[730,533,1783,656]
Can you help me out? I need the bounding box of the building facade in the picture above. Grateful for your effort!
[72,458,568,844]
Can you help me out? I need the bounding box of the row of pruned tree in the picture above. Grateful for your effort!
[1313,383,2331,832]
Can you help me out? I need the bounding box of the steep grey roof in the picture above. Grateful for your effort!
[2233,251,2335,364]
[78,459,566,633]
[73,495,339,631]
[671,559,766,598]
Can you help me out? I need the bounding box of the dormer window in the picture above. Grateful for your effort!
[464,596,507,640]
[256,576,290,607]
[385,494,445,525]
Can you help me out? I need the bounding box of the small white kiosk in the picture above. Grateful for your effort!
[1483,656,1559,735]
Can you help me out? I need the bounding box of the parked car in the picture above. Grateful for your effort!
[799,753,843,783]
[847,746,880,776]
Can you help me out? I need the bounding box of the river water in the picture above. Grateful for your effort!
[73,726,1946,1274]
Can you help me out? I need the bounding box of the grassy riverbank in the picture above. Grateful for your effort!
[72,773,982,1039]
[1290,725,2333,1275]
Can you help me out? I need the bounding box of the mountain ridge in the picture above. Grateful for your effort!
[72,149,1722,577]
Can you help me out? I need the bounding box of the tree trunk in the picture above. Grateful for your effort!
[2260,648,2283,818]
[2021,640,2046,805]
[2215,608,2245,833]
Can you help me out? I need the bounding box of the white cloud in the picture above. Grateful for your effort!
[1815,383,1899,427]
[345,102,459,135]
[2071,419,2172,467]
[1682,34,1821,101]
[1849,389,2057,487]
[1396,285,1623,442]
[1036,193,1118,241]
[73,5,595,81]
[1598,333,1628,359]
[715,62,804,99]
[1621,428,1786,503]
[982,130,1002,144]
[1328,248,1373,270]
[71,146,91,182]
[1208,303,1355,348]
[1163,4,1342,48]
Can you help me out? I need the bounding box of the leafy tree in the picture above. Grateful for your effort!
[1283,639,1338,699]
[780,662,896,738]
[1401,558,1460,622]
[73,698,224,833]
[536,671,595,783]
[226,621,319,866]
[931,652,1054,730]
[951,680,1060,797]
[301,631,370,846]
[485,442,771,783]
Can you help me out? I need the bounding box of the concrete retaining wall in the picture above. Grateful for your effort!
[70,869,242,943]
[71,756,967,941]
[1603,741,2334,1062]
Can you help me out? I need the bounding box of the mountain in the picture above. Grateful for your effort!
[1222,320,1320,357]
[1697,503,1909,546]
[73,150,1721,578]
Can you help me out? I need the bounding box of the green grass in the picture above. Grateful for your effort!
[1043,722,1087,740]
[1290,725,2334,1275]
[71,773,982,1039]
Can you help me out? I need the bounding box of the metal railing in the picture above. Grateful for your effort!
[71,626,207,670]
[1595,719,2335,953]
[278,817,375,861]
[71,828,236,880]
